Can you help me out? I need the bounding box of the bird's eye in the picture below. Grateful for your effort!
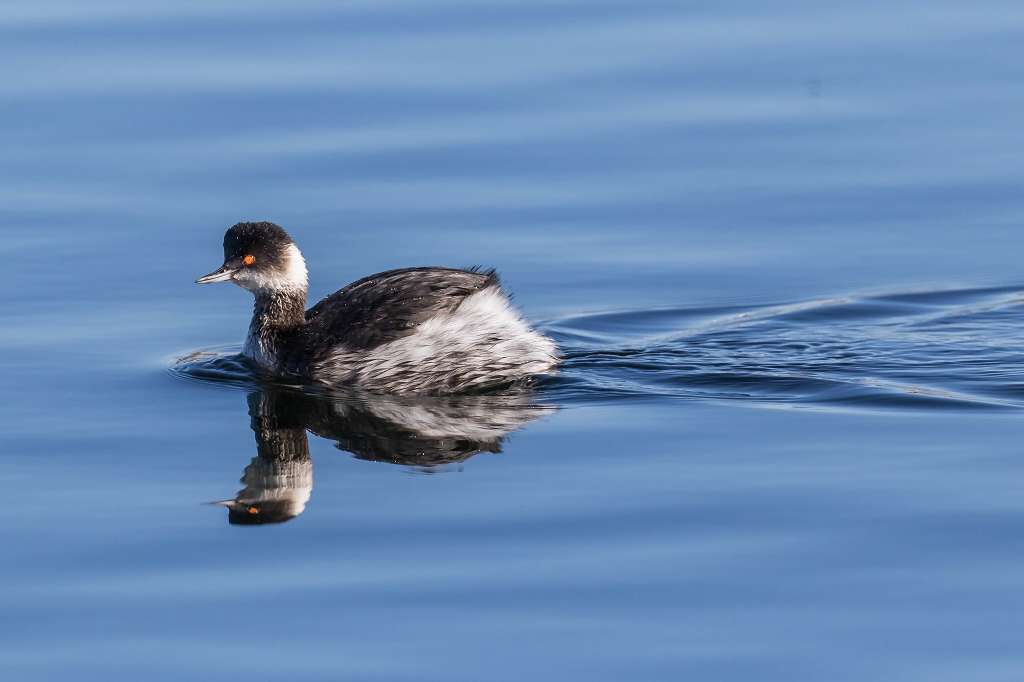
[243,255,256,266]
[247,506,259,514]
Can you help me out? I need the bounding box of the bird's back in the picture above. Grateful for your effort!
[303,266,496,347]
[283,266,557,393]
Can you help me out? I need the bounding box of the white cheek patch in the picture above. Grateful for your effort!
[235,243,309,293]
[281,243,309,290]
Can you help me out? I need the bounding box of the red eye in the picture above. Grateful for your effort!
[243,254,256,266]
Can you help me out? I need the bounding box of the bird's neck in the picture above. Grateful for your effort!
[252,287,307,329]
[245,287,308,368]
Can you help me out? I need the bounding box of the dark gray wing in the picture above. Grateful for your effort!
[301,267,498,350]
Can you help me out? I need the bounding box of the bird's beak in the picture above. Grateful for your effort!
[196,265,236,284]
[205,499,237,507]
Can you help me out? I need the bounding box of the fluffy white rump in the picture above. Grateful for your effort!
[313,285,558,393]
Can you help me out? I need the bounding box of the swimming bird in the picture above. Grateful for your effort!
[196,222,558,394]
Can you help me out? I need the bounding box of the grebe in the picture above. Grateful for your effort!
[196,222,558,394]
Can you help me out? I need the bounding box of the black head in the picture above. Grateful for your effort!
[196,221,308,292]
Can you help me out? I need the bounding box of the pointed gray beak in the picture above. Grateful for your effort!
[196,265,236,284]
[205,499,237,507]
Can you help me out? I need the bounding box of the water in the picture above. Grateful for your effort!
[4,0,1024,679]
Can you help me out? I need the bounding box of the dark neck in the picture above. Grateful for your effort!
[244,288,308,373]
[251,288,308,335]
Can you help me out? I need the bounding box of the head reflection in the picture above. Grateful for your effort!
[214,388,549,525]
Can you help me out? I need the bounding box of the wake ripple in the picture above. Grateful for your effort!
[544,284,1024,412]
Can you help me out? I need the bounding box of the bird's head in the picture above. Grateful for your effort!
[196,221,308,294]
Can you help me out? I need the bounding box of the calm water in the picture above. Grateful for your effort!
[4,0,1024,679]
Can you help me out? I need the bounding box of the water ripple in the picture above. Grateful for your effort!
[545,285,1024,411]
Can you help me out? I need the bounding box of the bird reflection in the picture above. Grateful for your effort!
[212,388,551,525]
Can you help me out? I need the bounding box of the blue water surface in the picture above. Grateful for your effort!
[3,1,1024,679]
